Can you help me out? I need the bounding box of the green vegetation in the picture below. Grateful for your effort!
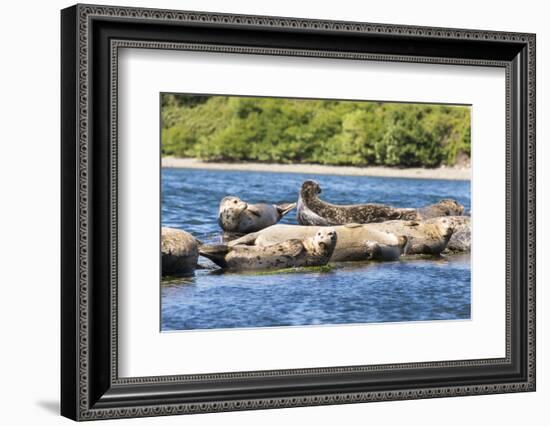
[161,94,471,168]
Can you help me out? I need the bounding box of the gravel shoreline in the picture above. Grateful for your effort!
[162,157,471,181]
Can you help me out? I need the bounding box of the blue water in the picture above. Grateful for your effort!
[161,167,471,331]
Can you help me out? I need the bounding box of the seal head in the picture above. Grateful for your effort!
[304,228,337,258]
[218,196,248,232]
[301,180,322,199]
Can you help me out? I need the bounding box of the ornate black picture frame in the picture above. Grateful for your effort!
[61,3,536,421]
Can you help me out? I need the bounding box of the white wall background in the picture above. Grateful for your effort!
[0,0,546,424]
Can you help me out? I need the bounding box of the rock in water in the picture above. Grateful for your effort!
[218,196,296,233]
[297,180,464,226]
[229,223,409,262]
[161,227,199,276]
[199,228,337,271]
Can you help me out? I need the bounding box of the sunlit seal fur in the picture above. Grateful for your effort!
[161,227,200,276]
[218,196,296,233]
[416,199,466,219]
[435,215,471,253]
[297,180,464,226]
[364,217,455,255]
[229,224,408,262]
[199,228,337,271]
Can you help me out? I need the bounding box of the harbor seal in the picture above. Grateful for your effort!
[435,215,471,253]
[417,199,466,219]
[218,196,296,233]
[297,180,464,226]
[229,224,408,262]
[363,217,455,255]
[199,228,337,271]
[161,227,200,276]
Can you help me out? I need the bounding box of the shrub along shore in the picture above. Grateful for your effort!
[161,94,471,169]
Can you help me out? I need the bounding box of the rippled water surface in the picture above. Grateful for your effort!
[161,167,471,331]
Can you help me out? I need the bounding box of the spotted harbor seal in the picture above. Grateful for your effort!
[161,227,200,276]
[199,228,337,271]
[297,180,465,226]
[363,217,455,255]
[229,224,408,262]
[434,215,471,253]
[218,196,296,233]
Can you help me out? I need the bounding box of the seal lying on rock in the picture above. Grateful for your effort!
[218,196,296,233]
[161,227,200,276]
[297,180,464,226]
[199,228,337,271]
[434,215,471,253]
[229,224,408,262]
[361,217,455,255]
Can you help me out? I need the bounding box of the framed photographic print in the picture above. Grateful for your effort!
[61,4,536,421]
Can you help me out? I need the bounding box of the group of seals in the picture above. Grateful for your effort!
[229,224,409,262]
[297,180,464,226]
[162,179,469,275]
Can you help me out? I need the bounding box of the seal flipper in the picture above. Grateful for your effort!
[199,244,230,268]
[365,240,402,261]
[278,239,306,258]
[364,241,382,260]
[246,205,263,217]
[275,202,297,218]
[397,235,410,255]
[227,232,259,247]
